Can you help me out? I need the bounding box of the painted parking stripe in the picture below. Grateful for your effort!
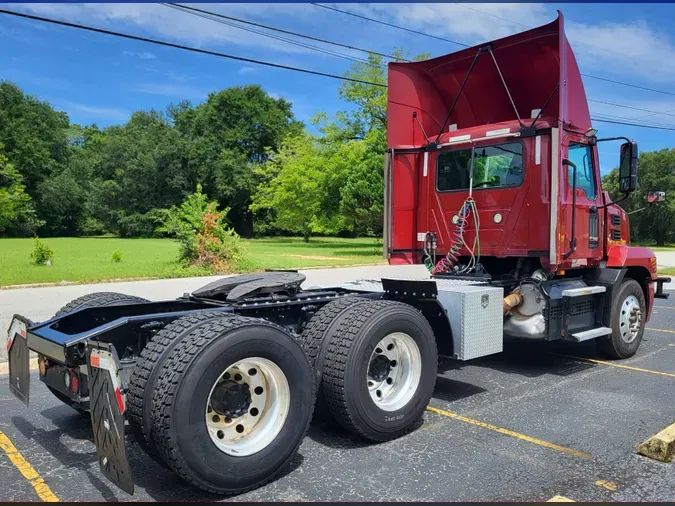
[646,327,675,335]
[551,353,675,378]
[547,495,575,502]
[426,406,592,459]
[0,430,60,502]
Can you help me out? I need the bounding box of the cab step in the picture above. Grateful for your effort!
[569,326,612,342]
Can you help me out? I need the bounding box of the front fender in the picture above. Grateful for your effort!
[606,245,658,280]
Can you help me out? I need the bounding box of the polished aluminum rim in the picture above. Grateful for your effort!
[205,357,290,457]
[619,295,642,344]
[367,332,421,412]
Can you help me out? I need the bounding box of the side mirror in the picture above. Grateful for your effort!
[648,191,666,203]
[619,141,638,193]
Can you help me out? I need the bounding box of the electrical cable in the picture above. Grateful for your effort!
[3,9,675,132]
[313,3,675,99]
[163,3,382,69]
[0,8,388,88]
[168,3,407,62]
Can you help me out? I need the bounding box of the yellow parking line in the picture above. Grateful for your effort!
[0,358,39,376]
[548,496,575,502]
[646,327,675,334]
[0,430,60,502]
[551,353,675,378]
[426,406,592,459]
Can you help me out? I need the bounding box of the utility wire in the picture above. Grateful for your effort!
[168,3,407,62]
[590,117,675,131]
[2,8,674,132]
[313,3,675,100]
[171,3,674,122]
[311,3,470,48]
[0,8,387,88]
[164,3,381,69]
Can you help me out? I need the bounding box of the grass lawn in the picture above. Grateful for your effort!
[0,237,386,287]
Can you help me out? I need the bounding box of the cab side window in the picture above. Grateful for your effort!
[567,143,596,200]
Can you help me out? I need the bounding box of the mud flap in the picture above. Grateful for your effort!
[7,315,30,407]
[86,342,134,496]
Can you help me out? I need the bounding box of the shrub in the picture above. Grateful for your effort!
[30,238,54,266]
[160,185,244,272]
[111,250,123,263]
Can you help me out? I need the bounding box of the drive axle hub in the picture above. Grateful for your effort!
[210,380,251,419]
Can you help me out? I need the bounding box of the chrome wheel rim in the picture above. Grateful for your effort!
[206,357,290,457]
[367,332,421,412]
[619,295,642,344]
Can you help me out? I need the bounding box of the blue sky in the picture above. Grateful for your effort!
[2,3,675,175]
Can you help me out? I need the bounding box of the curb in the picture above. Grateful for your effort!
[637,422,675,463]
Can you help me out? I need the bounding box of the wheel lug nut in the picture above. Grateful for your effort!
[387,344,394,351]
[250,408,259,416]
[255,386,263,395]
[375,347,382,354]
[386,377,393,385]
[234,373,242,382]
[212,415,220,423]
[236,424,245,434]
[248,368,257,376]
[376,390,382,398]
[225,417,232,424]
[217,430,224,439]
[224,372,230,380]
[368,381,374,387]
[390,360,397,367]
[207,406,213,413]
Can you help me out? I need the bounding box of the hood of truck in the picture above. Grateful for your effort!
[388,12,590,148]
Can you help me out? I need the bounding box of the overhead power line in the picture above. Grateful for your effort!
[163,3,381,69]
[311,3,470,48]
[0,8,387,88]
[588,99,675,119]
[2,8,673,133]
[313,3,675,100]
[168,3,406,62]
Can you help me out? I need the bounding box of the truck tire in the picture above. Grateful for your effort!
[149,315,315,495]
[55,292,149,316]
[127,311,226,459]
[598,279,646,359]
[321,300,438,442]
[298,296,370,379]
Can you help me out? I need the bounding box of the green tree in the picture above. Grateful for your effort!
[602,148,675,246]
[0,145,41,236]
[251,134,334,242]
[174,85,303,236]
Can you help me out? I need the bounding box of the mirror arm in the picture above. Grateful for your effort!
[591,193,629,212]
[594,136,632,145]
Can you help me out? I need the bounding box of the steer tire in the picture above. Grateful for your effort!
[55,292,150,316]
[321,300,437,442]
[598,279,646,359]
[127,311,227,460]
[149,315,315,495]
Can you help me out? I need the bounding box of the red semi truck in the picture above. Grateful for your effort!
[5,12,670,497]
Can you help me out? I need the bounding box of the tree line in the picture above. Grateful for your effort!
[1,48,673,245]
[0,52,414,241]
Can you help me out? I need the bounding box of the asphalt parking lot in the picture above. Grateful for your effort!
[2,295,675,501]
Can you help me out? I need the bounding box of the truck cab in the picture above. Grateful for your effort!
[383,12,669,355]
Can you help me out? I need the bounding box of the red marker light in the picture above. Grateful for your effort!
[70,372,79,394]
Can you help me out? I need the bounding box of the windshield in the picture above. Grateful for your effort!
[436,142,524,192]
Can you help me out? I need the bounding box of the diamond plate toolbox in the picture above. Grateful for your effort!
[436,284,503,361]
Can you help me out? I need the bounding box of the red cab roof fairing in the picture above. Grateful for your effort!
[387,12,591,148]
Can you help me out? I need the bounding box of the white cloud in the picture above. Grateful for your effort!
[132,83,210,100]
[53,100,129,121]
[10,3,320,54]
[239,66,258,75]
[122,50,156,60]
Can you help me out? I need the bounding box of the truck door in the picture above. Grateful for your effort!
[562,137,604,266]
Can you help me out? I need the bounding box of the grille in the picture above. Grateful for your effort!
[571,300,594,316]
[611,229,622,240]
[611,214,621,226]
